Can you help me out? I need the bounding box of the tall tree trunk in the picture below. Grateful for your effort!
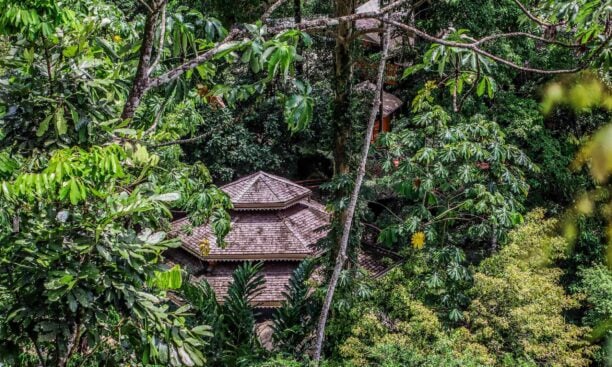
[294,0,303,75]
[331,0,355,176]
[313,24,391,364]
[121,8,160,120]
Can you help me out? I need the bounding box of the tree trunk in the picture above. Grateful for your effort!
[331,0,355,176]
[312,24,391,364]
[294,0,303,75]
[121,8,159,120]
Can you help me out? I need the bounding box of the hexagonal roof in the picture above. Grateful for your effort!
[221,171,312,210]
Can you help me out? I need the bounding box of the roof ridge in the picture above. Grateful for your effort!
[259,174,282,201]
[260,171,312,194]
[277,211,311,252]
[233,173,260,202]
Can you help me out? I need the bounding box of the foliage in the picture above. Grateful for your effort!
[374,84,536,320]
[466,209,594,366]
[575,264,612,365]
[0,144,211,366]
[577,265,612,330]
[335,269,494,367]
[181,262,265,366]
[378,83,535,248]
[272,259,319,356]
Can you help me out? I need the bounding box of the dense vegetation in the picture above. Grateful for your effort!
[0,0,610,366]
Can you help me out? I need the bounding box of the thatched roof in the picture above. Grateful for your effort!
[222,171,311,210]
[355,81,403,116]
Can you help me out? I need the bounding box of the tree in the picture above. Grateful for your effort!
[312,0,609,360]
[272,259,319,356]
[467,210,594,366]
[0,145,212,366]
[181,262,266,366]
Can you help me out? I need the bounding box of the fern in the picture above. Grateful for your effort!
[272,259,318,356]
[181,262,266,366]
[223,261,266,365]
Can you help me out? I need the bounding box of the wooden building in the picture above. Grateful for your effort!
[355,81,403,141]
[167,171,401,308]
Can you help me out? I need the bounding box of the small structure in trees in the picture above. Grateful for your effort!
[355,81,403,141]
[167,171,401,307]
[355,0,404,51]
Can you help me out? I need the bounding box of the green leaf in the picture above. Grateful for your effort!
[69,178,80,205]
[37,114,53,137]
[62,45,79,58]
[55,108,67,135]
[476,77,486,97]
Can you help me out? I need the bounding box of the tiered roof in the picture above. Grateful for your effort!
[171,171,329,261]
[222,171,311,210]
[169,171,402,308]
[171,200,328,261]
[194,262,296,308]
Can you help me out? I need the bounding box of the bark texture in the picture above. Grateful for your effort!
[312,24,391,364]
[331,0,355,176]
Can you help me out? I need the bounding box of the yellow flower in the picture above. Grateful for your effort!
[199,238,210,256]
[411,231,425,250]
[112,34,122,43]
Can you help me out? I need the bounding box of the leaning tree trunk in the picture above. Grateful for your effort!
[312,24,391,364]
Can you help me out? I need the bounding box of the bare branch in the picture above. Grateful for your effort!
[385,19,584,74]
[137,0,154,14]
[144,97,170,136]
[473,31,581,48]
[147,28,241,89]
[262,0,289,21]
[151,130,215,148]
[348,27,385,43]
[510,0,561,28]
[267,0,408,33]
[313,21,392,365]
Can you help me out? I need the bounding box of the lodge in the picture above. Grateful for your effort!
[166,171,401,308]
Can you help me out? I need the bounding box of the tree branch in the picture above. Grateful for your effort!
[266,0,408,33]
[147,28,241,89]
[312,22,392,364]
[28,332,47,367]
[262,0,289,21]
[472,31,581,48]
[510,0,561,28]
[137,0,154,14]
[144,97,170,136]
[147,1,167,76]
[385,19,586,74]
[151,130,215,148]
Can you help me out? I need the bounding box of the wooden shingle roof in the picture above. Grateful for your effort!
[194,262,296,308]
[171,172,328,261]
[221,171,311,210]
[356,0,403,49]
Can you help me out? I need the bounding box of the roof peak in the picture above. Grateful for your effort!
[221,171,311,210]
